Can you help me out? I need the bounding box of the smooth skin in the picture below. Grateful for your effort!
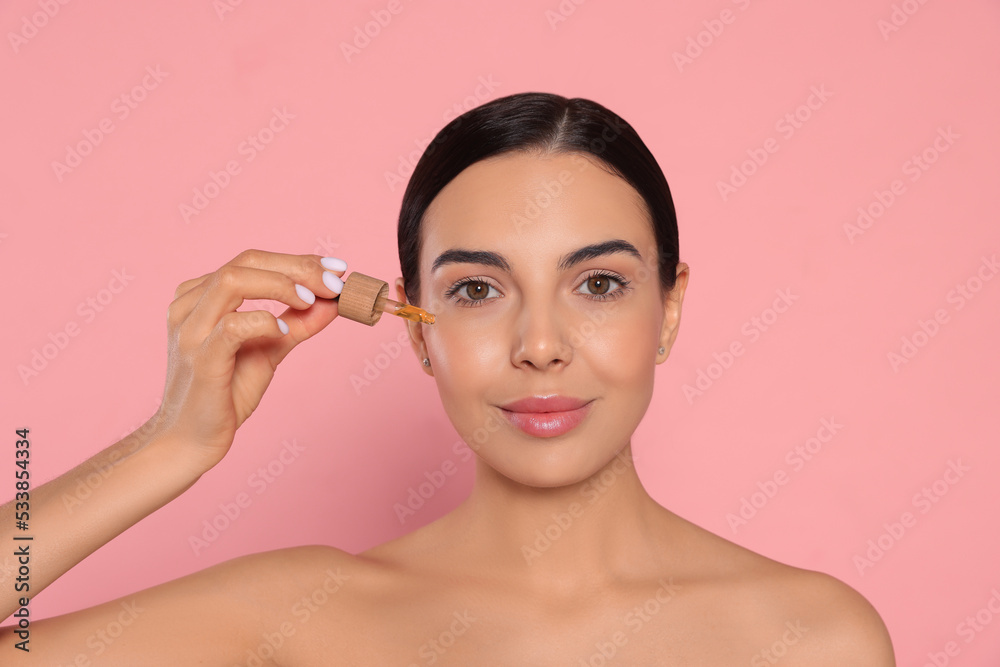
[0,152,896,665]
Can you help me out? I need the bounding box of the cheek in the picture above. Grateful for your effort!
[427,316,505,367]
[424,318,505,410]
[580,310,660,399]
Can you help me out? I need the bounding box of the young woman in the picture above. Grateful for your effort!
[1,92,895,664]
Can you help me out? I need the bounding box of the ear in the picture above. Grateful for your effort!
[656,262,689,364]
[395,277,433,375]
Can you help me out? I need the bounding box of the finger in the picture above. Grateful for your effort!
[168,280,210,331]
[167,266,301,343]
[171,249,347,317]
[225,249,347,300]
[169,251,347,338]
[265,297,341,365]
[197,310,288,370]
[187,265,318,339]
[174,272,214,300]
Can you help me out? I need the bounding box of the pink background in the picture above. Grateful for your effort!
[3,1,999,663]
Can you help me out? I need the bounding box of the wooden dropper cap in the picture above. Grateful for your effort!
[337,272,389,326]
[336,271,436,326]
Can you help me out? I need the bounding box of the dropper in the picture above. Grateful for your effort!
[337,271,436,326]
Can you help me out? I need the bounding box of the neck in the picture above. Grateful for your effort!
[447,444,672,592]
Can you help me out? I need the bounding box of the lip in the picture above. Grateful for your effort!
[498,395,593,438]
[499,395,591,413]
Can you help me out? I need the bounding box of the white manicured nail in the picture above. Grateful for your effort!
[295,283,315,305]
[276,318,289,335]
[323,271,344,294]
[321,257,347,272]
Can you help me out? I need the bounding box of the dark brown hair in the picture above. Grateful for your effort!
[398,92,679,305]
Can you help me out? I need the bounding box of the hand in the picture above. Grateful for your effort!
[150,249,345,472]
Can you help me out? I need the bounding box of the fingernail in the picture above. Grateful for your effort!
[321,257,347,272]
[323,271,344,294]
[295,283,316,305]
[276,318,289,335]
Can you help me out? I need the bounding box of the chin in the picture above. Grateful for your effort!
[483,436,627,489]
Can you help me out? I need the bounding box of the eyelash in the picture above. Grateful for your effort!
[444,271,632,307]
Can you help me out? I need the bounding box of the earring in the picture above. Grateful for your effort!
[422,358,431,367]
[658,346,665,355]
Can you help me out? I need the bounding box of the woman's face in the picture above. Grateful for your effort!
[398,151,688,487]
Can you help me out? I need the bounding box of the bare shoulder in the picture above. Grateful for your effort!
[153,543,359,600]
[224,543,358,581]
[666,514,896,665]
[214,544,363,610]
[711,541,894,664]
[2,545,362,666]
[748,562,895,665]
[172,544,372,665]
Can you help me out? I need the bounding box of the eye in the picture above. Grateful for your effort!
[444,271,632,308]
[445,276,501,307]
[577,271,631,301]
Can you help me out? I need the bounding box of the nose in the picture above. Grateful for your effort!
[510,294,573,370]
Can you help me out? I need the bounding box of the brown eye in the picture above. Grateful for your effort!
[587,275,610,295]
[465,281,489,300]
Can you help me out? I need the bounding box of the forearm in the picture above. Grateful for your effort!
[0,423,205,622]
[0,249,343,629]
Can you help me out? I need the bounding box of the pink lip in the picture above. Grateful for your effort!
[499,395,591,413]
[498,395,593,438]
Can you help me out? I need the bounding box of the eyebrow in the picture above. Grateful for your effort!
[431,239,643,274]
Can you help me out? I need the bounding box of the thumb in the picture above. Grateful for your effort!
[269,298,341,364]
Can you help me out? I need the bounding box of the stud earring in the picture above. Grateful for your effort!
[658,346,665,355]
[422,358,431,367]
